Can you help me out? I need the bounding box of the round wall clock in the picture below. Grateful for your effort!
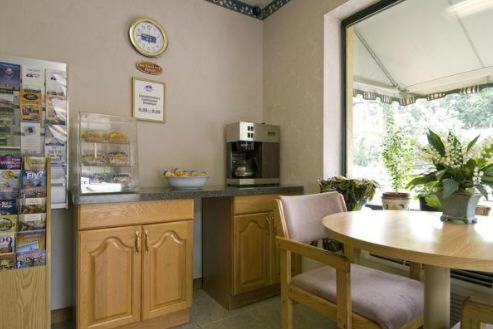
[129,17,168,57]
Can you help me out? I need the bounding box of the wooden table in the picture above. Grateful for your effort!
[322,210,493,329]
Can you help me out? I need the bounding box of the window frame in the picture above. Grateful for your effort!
[340,0,405,176]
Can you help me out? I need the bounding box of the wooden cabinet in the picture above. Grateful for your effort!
[77,200,194,329]
[233,213,271,295]
[78,226,142,329]
[142,221,193,320]
[203,195,301,310]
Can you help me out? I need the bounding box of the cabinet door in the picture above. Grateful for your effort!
[233,213,270,295]
[78,226,142,329]
[142,220,193,320]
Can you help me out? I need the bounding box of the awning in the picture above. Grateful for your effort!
[352,0,493,105]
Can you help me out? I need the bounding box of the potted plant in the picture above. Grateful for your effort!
[381,107,414,210]
[319,176,379,252]
[407,130,493,224]
[319,176,379,211]
[414,184,441,212]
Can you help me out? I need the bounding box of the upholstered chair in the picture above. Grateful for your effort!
[276,192,424,329]
[452,296,493,329]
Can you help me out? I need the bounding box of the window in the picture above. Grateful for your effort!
[343,0,493,208]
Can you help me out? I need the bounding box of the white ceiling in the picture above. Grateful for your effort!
[240,0,273,8]
[353,0,493,96]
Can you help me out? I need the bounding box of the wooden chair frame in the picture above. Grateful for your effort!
[460,297,493,329]
[275,198,423,329]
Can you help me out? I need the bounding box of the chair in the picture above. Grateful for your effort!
[276,192,424,329]
[452,297,493,329]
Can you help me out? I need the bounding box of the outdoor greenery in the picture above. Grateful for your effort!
[319,176,379,210]
[351,87,493,200]
[407,130,493,199]
[381,104,414,192]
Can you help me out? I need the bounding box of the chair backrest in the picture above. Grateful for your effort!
[278,192,347,243]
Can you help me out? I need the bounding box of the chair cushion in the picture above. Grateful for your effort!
[291,264,424,329]
[452,323,493,328]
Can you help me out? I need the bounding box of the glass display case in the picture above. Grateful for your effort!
[75,113,139,194]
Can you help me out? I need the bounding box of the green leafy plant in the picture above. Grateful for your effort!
[413,184,442,210]
[407,129,493,199]
[318,176,379,252]
[319,176,379,211]
[382,105,414,191]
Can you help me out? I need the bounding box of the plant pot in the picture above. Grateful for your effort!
[438,192,482,224]
[419,197,441,212]
[476,205,491,217]
[382,192,411,210]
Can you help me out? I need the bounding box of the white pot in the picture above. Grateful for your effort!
[381,192,411,210]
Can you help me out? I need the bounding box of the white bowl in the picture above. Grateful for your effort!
[166,176,209,189]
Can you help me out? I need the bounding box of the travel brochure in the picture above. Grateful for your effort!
[0,59,68,207]
[0,156,48,270]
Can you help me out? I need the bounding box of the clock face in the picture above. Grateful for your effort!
[129,17,168,57]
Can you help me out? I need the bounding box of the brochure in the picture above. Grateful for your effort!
[0,62,21,91]
[20,90,42,122]
[20,122,42,155]
[18,213,46,231]
[0,233,15,253]
[0,156,21,169]
[0,253,15,270]
[21,66,44,94]
[16,249,46,268]
[23,156,45,170]
[20,170,46,198]
[0,214,17,233]
[46,95,66,124]
[19,197,46,214]
[46,69,67,97]
[0,200,17,214]
[0,169,21,188]
[16,230,45,252]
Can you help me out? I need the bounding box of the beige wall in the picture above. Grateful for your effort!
[263,0,347,193]
[0,0,263,309]
[0,0,263,187]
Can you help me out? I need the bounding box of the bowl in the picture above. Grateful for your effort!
[166,176,209,189]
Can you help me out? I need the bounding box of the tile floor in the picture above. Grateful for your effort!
[52,289,337,329]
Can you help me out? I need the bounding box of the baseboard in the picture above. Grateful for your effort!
[51,306,74,325]
[193,277,203,290]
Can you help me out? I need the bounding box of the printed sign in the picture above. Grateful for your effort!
[132,78,165,122]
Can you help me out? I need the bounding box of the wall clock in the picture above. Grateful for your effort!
[129,17,168,57]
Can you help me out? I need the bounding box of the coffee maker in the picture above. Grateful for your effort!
[225,122,280,186]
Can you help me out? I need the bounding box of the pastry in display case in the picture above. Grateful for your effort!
[75,113,139,194]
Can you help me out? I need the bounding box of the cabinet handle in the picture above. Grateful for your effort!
[144,230,150,253]
[269,214,277,235]
[135,231,141,253]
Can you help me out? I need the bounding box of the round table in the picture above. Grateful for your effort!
[322,210,493,329]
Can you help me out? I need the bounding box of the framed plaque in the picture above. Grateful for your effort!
[132,77,165,123]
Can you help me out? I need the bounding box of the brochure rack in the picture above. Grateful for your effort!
[0,54,68,209]
[0,158,51,329]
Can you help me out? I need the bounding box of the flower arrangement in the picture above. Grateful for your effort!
[319,176,379,211]
[407,129,493,199]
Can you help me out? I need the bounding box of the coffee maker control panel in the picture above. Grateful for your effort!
[226,122,280,143]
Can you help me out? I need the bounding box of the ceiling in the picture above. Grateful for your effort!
[353,0,493,97]
[240,0,274,9]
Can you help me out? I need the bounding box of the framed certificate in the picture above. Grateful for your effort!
[132,77,165,123]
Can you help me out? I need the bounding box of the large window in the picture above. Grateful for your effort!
[344,0,493,206]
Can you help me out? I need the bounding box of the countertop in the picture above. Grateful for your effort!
[72,185,304,205]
